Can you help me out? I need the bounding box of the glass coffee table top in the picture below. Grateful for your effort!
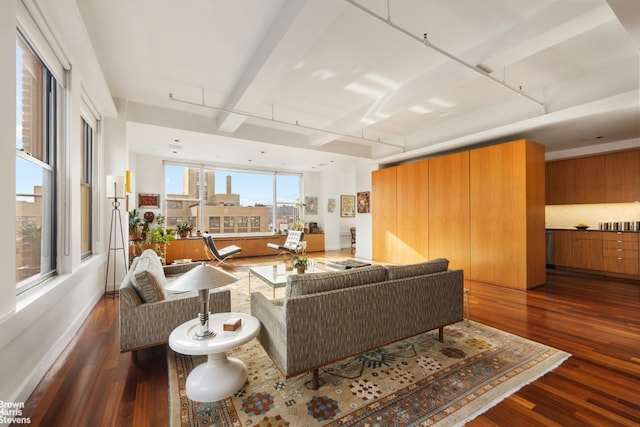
[249,261,327,298]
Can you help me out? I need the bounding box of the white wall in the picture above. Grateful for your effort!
[0,0,116,409]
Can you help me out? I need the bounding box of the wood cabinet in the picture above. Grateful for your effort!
[553,230,638,278]
[164,238,211,264]
[161,234,326,263]
[396,160,429,263]
[470,139,546,289]
[372,139,545,289]
[546,148,640,204]
[372,167,398,263]
[553,230,573,267]
[428,151,470,273]
[605,150,640,202]
[546,160,574,205]
[603,232,639,275]
[574,156,605,203]
[571,231,603,271]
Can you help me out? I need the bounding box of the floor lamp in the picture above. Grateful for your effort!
[105,175,128,297]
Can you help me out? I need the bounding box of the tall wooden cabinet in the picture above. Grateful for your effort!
[372,167,398,263]
[428,151,470,273]
[372,139,546,290]
[469,140,546,289]
[396,160,429,263]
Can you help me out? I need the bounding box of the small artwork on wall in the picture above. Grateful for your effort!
[328,198,336,213]
[138,193,160,209]
[305,196,318,215]
[357,191,370,213]
[340,195,356,217]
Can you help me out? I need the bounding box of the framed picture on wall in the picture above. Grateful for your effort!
[340,195,356,217]
[138,193,160,209]
[357,191,370,213]
[305,196,318,215]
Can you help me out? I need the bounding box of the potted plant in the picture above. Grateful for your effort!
[176,221,194,238]
[128,209,143,239]
[292,244,308,273]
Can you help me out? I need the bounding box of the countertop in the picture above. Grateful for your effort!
[546,228,639,233]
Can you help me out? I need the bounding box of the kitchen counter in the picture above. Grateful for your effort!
[546,228,639,233]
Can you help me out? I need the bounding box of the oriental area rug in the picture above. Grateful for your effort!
[168,319,570,426]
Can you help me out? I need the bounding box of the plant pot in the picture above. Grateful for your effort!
[179,231,190,238]
[296,266,306,274]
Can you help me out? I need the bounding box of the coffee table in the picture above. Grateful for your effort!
[169,312,260,402]
[249,261,327,298]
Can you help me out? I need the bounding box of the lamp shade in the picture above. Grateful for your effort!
[167,262,238,292]
[106,175,126,199]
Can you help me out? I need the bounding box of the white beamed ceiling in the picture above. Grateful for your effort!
[74,0,640,171]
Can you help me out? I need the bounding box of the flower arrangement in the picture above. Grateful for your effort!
[291,242,308,272]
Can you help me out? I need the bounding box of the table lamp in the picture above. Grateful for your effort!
[167,262,238,340]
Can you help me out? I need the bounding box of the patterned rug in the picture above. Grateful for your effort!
[168,278,570,427]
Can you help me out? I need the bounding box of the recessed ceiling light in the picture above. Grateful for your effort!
[595,135,605,139]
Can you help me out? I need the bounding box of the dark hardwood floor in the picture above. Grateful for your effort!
[15,251,640,427]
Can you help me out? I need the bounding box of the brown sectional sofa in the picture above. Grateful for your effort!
[119,249,231,355]
[251,258,464,388]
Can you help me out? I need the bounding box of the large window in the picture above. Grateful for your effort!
[80,117,93,258]
[16,32,57,292]
[165,163,301,235]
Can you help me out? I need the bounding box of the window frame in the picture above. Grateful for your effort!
[164,162,302,236]
[15,30,58,294]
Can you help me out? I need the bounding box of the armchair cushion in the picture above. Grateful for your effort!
[385,258,449,280]
[130,249,167,303]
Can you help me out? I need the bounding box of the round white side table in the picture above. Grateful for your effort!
[169,312,260,402]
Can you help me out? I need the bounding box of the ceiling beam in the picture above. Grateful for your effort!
[217,0,346,133]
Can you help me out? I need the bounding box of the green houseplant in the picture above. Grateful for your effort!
[128,209,143,239]
[176,221,194,238]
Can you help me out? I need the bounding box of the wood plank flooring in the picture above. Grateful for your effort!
[14,251,640,426]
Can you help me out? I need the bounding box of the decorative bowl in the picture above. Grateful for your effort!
[575,225,589,230]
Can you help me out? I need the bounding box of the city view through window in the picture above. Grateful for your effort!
[164,165,302,235]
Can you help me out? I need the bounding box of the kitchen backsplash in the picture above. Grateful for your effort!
[545,202,640,229]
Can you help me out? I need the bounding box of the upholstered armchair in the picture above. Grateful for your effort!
[119,250,231,357]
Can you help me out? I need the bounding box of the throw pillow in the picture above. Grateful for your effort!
[130,251,168,303]
[385,258,449,280]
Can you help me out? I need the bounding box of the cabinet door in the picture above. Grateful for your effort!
[572,231,603,271]
[397,160,429,263]
[372,167,397,263]
[574,156,605,203]
[429,151,470,273]
[554,230,573,267]
[546,160,574,204]
[605,149,640,202]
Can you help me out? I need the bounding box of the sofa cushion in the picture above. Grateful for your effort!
[286,265,387,298]
[385,258,449,280]
[130,250,167,303]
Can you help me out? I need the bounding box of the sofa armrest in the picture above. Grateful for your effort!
[120,288,231,352]
[251,292,287,372]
